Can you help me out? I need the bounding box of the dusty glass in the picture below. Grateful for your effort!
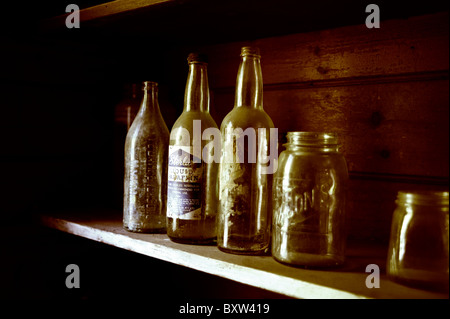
[123,81,169,233]
[166,53,219,244]
[387,191,449,292]
[217,47,276,255]
[272,132,348,267]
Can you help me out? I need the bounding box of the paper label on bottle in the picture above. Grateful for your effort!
[167,145,203,220]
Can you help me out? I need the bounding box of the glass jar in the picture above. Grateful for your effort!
[272,132,348,267]
[387,191,449,292]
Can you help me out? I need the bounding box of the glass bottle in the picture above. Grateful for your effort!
[272,132,348,267]
[123,81,169,233]
[217,47,277,255]
[387,191,449,292]
[166,53,218,244]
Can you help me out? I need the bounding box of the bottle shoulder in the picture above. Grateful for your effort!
[126,115,169,142]
[171,111,218,132]
[220,107,274,131]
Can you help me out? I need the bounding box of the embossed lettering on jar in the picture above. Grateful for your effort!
[272,132,348,267]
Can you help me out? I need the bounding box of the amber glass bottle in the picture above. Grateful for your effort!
[217,47,276,255]
[167,53,218,244]
[123,81,169,233]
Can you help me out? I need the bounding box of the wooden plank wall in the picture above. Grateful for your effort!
[167,12,449,243]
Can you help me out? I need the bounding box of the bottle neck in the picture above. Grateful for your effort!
[234,53,263,110]
[140,81,159,113]
[184,62,209,112]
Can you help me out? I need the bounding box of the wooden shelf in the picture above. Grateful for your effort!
[39,211,448,299]
[37,0,449,47]
[39,0,174,31]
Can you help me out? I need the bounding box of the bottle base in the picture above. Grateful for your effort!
[218,245,270,256]
[388,270,449,293]
[273,253,345,269]
[168,236,216,245]
[123,225,166,234]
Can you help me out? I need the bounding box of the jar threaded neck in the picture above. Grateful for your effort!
[397,191,449,207]
[286,132,339,147]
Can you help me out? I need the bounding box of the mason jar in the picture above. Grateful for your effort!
[387,191,449,292]
[272,132,349,267]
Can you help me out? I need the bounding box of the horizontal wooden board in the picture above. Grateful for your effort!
[39,0,175,31]
[210,79,449,178]
[346,177,449,242]
[191,12,449,88]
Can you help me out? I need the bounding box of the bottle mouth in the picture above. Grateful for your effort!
[187,52,208,64]
[285,131,339,146]
[397,191,449,207]
[142,81,158,90]
[240,46,260,57]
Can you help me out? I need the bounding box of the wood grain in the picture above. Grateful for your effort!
[39,0,175,30]
[346,177,449,242]
[210,79,449,177]
[196,12,449,88]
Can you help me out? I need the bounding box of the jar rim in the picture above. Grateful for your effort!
[397,190,449,207]
[285,131,339,146]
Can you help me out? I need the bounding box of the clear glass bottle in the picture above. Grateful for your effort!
[123,81,169,233]
[217,47,276,255]
[272,132,348,267]
[387,191,449,292]
[167,53,218,244]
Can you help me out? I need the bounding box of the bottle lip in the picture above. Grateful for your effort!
[241,46,261,57]
[142,81,158,90]
[285,131,339,146]
[187,52,208,64]
[396,190,449,207]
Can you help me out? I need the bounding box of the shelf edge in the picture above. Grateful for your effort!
[39,0,176,31]
[39,215,369,299]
